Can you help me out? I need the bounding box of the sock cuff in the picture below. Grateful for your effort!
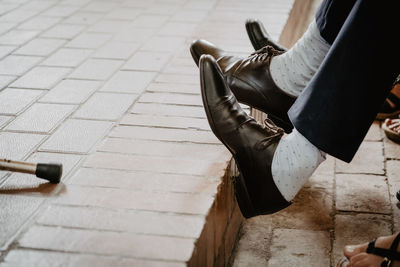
[309,19,331,48]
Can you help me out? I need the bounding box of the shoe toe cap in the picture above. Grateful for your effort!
[190,39,221,66]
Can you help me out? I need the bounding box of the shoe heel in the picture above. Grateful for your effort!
[233,167,256,218]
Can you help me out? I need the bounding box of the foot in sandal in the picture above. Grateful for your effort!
[383,117,400,144]
[337,232,400,267]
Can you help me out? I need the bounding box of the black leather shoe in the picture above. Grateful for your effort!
[245,18,287,51]
[199,54,291,218]
[190,40,296,132]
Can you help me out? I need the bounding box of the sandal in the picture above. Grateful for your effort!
[337,233,400,267]
[383,117,400,144]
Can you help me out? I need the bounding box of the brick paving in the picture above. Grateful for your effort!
[232,121,400,266]
[0,0,293,266]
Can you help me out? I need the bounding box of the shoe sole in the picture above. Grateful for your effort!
[200,59,256,218]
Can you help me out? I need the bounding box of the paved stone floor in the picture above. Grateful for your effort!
[0,0,294,266]
[232,121,400,266]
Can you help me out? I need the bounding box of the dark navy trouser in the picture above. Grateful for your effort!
[288,0,400,162]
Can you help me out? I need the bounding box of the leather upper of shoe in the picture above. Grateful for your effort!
[191,40,296,132]
[199,55,290,213]
[245,18,287,51]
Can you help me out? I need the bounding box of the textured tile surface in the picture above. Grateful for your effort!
[40,79,100,104]
[40,119,113,153]
[5,103,75,133]
[74,92,137,120]
[10,66,71,89]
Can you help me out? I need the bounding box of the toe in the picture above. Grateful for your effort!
[343,243,369,259]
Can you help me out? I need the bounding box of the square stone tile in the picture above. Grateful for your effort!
[74,92,137,121]
[10,67,71,89]
[66,33,112,49]
[0,55,42,76]
[41,24,85,39]
[40,79,100,104]
[0,132,45,160]
[141,36,185,52]
[112,28,155,43]
[0,116,12,129]
[122,51,171,71]
[365,121,382,141]
[146,4,180,15]
[18,16,61,31]
[20,0,56,12]
[384,137,400,160]
[0,45,16,59]
[83,1,118,13]
[336,141,384,175]
[0,22,16,35]
[0,29,38,45]
[0,75,17,90]
[232,217,272,267]
[131,14,169,28]
[336,174,391,213]
[100,70,156,93]
[0,4,18,17]
[171,10,208,22]
[5,103,76,133]
[14,38,65,56]
[40,119,113,153]
[104,8,141,20]
[59,0,91,6]
[0,88,43,115]
[62,12,103,25]
[0,9,37,23]
[41,48,92,67]
[41,5,79,17]
[333,214,392,264]
[158,22,197,36]
[386,160,400,231]
[87,20,130,33]
[268,229,330,267]
[0,195,43,250]
[92,42,139,60]
[68,59,122,80]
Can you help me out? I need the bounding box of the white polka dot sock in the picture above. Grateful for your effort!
[271,128,326,202]
[270,20,330,97]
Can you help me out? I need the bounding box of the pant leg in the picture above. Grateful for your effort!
[288,0,400,162]
[315,0,357,44]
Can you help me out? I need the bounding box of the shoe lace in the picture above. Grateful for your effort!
[249,45,283,62]
[254,118,284,150]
